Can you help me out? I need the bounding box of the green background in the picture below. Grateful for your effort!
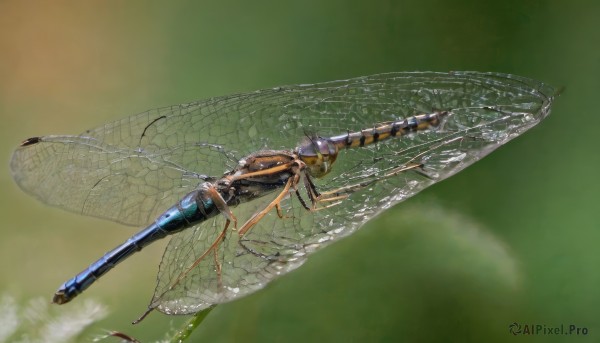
[0,1,598,342]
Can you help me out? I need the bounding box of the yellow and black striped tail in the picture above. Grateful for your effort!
[328,111,449,150]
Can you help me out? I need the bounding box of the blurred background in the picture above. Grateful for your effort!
[0,1,598,342]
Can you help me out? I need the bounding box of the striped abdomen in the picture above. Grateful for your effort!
[329,111,448,150]
[296,111,448,178]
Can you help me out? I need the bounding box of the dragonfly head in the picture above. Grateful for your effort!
[296,137,338,178]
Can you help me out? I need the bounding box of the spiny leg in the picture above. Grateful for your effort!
[289,172,343,212]
[294,189,311,210]
[275,203,288,219]
[302,173,321,209]
[227,162,295,182]
[237,174,297,237]
[316,163,425,203]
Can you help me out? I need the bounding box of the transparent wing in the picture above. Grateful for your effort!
[150,72,556,314]
[150,192,283,314]
[10,71,555,228]
[9,133,234,226]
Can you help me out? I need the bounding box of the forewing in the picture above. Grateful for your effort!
[9,133,234,226]
[10,71,554,229]
[150,72,555,313]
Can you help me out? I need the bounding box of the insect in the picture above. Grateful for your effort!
[10,71,556,320]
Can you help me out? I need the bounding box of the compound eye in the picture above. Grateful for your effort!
[316,139,330,155]
[297,138,338,178]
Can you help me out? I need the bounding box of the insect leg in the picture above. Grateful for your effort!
[237,174,296,236]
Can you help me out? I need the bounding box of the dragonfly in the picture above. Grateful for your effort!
[10,71,556,320]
